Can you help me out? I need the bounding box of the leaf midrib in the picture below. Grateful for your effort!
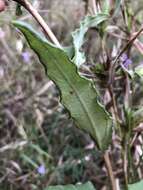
[44,43,99,140]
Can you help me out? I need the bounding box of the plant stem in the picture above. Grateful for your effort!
[103,150,117,190]
[122,136,129,190]
[108,85,121,125]
[109,26,143,85]
[92,0,97,14]
[12,0,61,48]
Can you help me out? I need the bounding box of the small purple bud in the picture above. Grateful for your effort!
[37,165,46,175]
[22,51,31,63]
[120,53,132,68]
[120,53,128,62]
[124,59,132,68]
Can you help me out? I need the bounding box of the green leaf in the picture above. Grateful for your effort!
[103,0,121,16]
[63,45,74,59]
[133,107,143,128]
[103,0,110,14]
[114,0,121,16]
[72,13,109,67]
[21,154,38,168]
[13,21,112,151]
[128,180,143,190]
[44,182,96,190]
[29,143,52,159]
[135,64,143,78]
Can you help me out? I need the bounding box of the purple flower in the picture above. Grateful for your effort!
[120,53,128,62]
[120,53,132,68]
[124,59,132,68]
[22,51,31,63]
[37,164,46,175]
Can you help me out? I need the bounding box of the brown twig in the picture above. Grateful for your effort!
[109,26,143,85]
[12,0,61,48]
[103,150,117,190]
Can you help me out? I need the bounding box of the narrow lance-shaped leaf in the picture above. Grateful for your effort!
[72,13,109,67]
[103,0,111,14]
[13,21,112,151]
[115,0,121,14]
[103,0,121,16]
[44,182,96,190]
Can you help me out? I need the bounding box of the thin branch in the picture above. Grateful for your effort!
[92,0,97,14]
[108,85,121,125]
[104,150,117,190]
[12,0,61,48]
[109,26,143,84]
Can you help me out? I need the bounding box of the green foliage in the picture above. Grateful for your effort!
[114,0,121,15]
[44,182,96,190]
[128,180,143,190]
[72,13,109,66]
[103,0,121,16]
[103,0,111,14]
[133,107,143,128]
[135,65,143,78]
[13,21,112,151]
[21,154,38,168]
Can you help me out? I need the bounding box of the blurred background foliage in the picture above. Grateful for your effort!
[1,0,143,189]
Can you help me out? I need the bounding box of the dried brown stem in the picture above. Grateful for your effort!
[12,0,61,48]
[104,151,117,190]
